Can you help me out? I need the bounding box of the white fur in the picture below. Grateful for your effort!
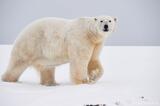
[2,16,117,85]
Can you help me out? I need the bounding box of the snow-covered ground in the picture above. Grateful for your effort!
[0,45,160,106]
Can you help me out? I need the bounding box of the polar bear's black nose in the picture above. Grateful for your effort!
[103,24,109,32]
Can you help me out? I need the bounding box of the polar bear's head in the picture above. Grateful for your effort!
[93,16,117,33]
[79,16,117,36]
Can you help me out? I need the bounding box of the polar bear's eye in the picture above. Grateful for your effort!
[109,20,111,22]
[100,20,103,23]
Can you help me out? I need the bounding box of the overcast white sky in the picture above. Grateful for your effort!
[0,0,160,45]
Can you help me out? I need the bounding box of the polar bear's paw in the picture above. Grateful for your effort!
[1,73,18,82]
[41,82,59,86]
[71,76,90,85]
[40,80,58,86]
[88,69,103,84]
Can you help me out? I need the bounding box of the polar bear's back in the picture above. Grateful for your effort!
[19,17,71,36]
[32,17,71,29]
[12,17,72,62]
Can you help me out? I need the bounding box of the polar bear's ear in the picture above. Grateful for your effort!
[94,18,97,21]
[113,17,117,22]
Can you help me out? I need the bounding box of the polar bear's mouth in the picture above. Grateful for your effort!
[103,24,109,32]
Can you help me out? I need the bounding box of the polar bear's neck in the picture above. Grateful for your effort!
[87,30,105,44]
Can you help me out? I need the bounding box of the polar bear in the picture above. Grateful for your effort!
[2,16,117,86]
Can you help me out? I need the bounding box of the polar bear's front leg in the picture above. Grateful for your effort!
[88,43,104,83]
[70,60,89,84]
[68,43,93,84]
[88,59,103,83]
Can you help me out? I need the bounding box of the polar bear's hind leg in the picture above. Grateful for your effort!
[34,64,56,86]
[2,58,28,82]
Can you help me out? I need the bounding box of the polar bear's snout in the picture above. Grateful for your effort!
[103,24,109,32]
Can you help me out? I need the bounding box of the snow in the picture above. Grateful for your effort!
[0,45,160,106]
